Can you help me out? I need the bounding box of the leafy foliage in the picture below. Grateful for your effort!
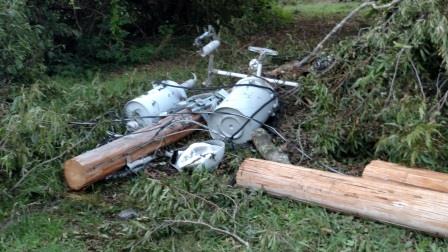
[0,71,156,197]
[90,172,447,251]
[0,1,50,84]
[3,1,448,250]
[1,0,279,84]
[302,0,448,168]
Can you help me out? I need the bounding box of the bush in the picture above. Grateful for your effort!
[0,1,50,84]
[0,73,149,195]
[302,0,448,168]
[1,0,279,84]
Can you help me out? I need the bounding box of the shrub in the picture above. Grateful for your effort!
[1,0,280,84]
[303,0,448,168]
[0,1,49,84]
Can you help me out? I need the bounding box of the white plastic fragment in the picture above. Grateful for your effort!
[174,140,225,171]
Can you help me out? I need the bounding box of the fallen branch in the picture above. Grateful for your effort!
[386,48,405,103]
[410,58,426,101]
[10,125,97,192]
[215,192,240,233]
[164,219,249,248]
[300,0,402,67]
[275,0,402,74]
[161,180,233,218]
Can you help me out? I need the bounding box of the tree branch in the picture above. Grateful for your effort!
[10,126,97,192]
[410,58,426,101]
[164,219,249,248]
[295,0,402,68]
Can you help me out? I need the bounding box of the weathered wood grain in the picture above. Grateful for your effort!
[237,158,448,237]
[363,160,448,193]
[64,111,202,190]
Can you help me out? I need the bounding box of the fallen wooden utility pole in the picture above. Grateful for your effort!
[64,110,202,190]
[363,160,448,193]
[237,158,448,237]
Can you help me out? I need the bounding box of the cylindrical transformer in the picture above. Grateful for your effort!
[208,77,278,144]
[125,80,188,127]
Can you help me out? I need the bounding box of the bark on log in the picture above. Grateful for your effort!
[237,158,448,237]
[363,160,448,193]
[64,111,202,190]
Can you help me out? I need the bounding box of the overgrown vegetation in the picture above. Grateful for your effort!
[0,66,208,199]
[2,171,447,251]
[1,0,281,84]
[0,1,50,84]
[302,0,448,169]
[2,0,448,250]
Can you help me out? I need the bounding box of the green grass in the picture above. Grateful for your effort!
[1,172,447,251]
[282,1,362,17]
[0,214,86,251]
[1,53,447,251]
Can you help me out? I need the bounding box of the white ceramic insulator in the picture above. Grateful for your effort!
[180,74,197,88]
[126,120,140,132]
[201,40,220,57]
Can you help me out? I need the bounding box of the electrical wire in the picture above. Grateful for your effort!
[229,95,277,140]
[72,81,343,174]
[160,81,279,142]
[70,105,343,173]
[95,110,344,174]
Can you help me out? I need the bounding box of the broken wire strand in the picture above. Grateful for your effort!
[77,110,344,174]
[69,81,343,174]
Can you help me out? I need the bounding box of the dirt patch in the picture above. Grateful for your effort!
[235,15,365,55]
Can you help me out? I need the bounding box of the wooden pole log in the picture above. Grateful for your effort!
[64,111,202,190]
[237,158,448,237]
[363,160,448,193]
